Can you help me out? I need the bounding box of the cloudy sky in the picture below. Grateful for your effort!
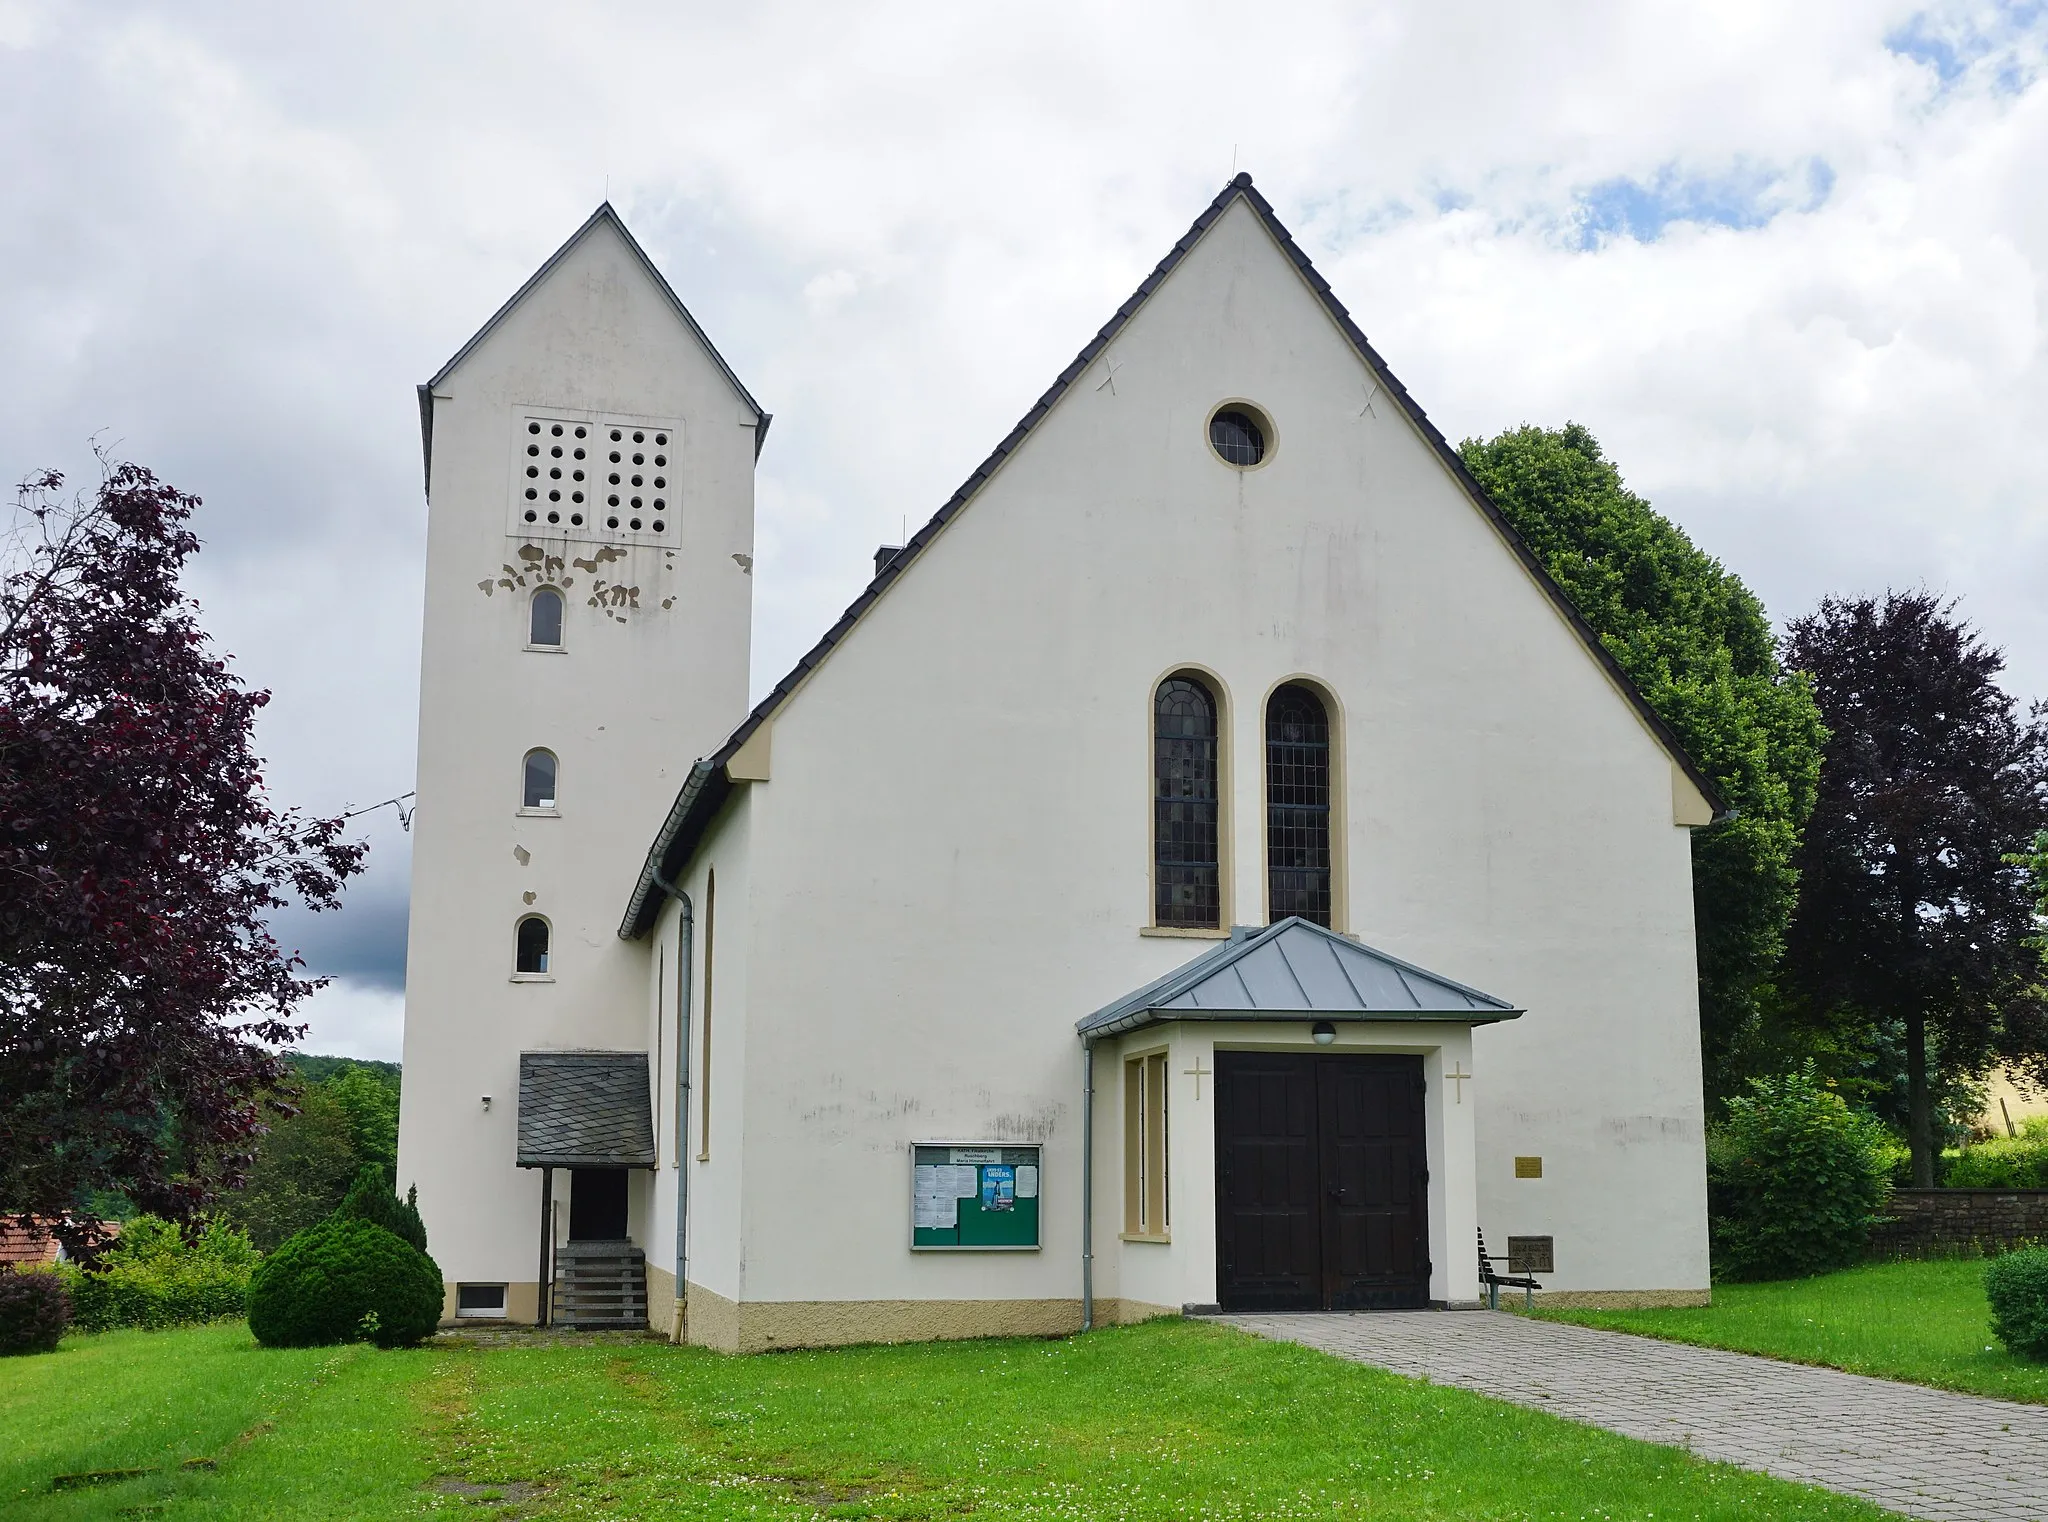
[4,1,2044,1061]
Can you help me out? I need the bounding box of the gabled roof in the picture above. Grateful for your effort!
[416,203,770,494]
[516,1050,657,1169]
[1078,918,1522,1040]
[620,173,1727,940]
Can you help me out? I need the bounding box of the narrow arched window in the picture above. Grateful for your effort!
[515,916,551,974]
[1266,683,1331,926]
[522,749,558,810]
[1154,675,1220,929]
[529,586,563,647]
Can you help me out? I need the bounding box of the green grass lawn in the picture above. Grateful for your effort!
[0,1318,1893,1520]
[1533,1257,2048,1405]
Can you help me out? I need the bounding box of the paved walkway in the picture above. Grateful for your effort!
[1222,1311,2048,1521]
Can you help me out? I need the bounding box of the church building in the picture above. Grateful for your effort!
[395,175,1721,1352]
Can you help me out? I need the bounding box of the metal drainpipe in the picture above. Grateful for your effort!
[654,871,693,1341]
[1081,1037,1095,1333]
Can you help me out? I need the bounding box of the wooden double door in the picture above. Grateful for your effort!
[1214,1052,1431,1311]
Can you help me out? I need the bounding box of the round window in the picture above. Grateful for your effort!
[1208,405,1270,468]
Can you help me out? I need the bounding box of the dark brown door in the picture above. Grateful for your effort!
[569,1168,628,1240]
[1215,1052,1430,1311]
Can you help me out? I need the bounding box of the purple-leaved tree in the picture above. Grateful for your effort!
[1,461,364,1255]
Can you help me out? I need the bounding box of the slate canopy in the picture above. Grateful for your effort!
[516,1051,658,1170]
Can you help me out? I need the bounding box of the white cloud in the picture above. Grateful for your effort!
[4,0,2046,1056]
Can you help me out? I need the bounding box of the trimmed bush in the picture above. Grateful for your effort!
[1708,1065,1896,1281]
[0,1265,71,1354]
[60,1215,258,1333]
[332,1165,428,1253]
[246,1217,442,1349]
[1945,1120,2048,1189]
[1986,1247,2048,1361]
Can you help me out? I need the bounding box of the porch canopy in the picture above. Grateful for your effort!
[516,1051,657,1169]
[1077,917,1523,1039]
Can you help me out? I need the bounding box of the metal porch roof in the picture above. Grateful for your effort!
[1078,917,1522,1039]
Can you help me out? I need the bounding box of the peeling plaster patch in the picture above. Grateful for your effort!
[513,845,531,866]
[732,553,753,574]
[522,890,537,905]
[661,598,675,610]
[572,546,627,574]
[477,579,494,596]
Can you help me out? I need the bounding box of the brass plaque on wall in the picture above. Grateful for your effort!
[1513,1155,1543,1178]
[1506,1235,1555,1275]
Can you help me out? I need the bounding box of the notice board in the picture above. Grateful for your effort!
[911,1143,1041,1251]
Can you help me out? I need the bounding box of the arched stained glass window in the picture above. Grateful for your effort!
[1154,675,1220,929]
[530,587,564,647]
[523,749,557,810]
[1266,683,1331,927]
[515,916,551,975]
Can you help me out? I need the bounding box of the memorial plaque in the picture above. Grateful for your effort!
[1514,1155,1543,1179]
[1506,1235,1554,1275]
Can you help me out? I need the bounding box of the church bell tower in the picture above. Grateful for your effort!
[396,206,764,1317]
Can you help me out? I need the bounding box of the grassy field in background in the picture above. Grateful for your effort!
[0,1317,1893,1520]
[1533,1257,2048,1404]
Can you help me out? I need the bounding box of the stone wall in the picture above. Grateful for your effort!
[1872,1189,2048,1257]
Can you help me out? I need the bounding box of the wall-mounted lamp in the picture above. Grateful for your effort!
[1311,1021,1337,1046]
[480,1095,493,1111]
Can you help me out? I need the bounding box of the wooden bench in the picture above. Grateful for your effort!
[1477,1228,1542,1310]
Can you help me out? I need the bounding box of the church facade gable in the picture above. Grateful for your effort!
[631,186,1709,1339]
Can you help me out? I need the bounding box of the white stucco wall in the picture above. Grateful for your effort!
[710,195,1708,1312]
[396,214,758,1299]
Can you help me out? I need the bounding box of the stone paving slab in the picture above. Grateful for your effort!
[1222,1311,2048,1522]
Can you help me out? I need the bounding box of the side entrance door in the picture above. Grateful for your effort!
[568,1167,628,1241]
[1214,1051,1430,1311]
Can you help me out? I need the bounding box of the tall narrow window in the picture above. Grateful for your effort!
[529,587,564,647]
[697,868,715,1161]
[522,749,558,810]
[515,915,551,975]
[1122,1052,1170,1237]
[1154,675,1220,928]
[1266,683,1332,926]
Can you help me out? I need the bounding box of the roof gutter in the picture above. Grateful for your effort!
[620,759,719,940]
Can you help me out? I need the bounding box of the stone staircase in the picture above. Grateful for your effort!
[550,1240,648,1329]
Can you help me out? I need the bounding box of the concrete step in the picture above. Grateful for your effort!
[550,1240,648,1330]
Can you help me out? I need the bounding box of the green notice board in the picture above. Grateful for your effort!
[911,1144,1041,1251]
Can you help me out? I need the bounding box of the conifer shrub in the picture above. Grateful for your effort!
[246,1217,442,1348]
[331,1165,428,1252]
[1707,1065,1896,1280]
[1985,1247,2048,1361]
[60,1215,258,1332]
[0,1265,71,1354]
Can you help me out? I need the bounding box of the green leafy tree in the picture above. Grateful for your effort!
[1782,593,2048,1185]
[1706,1065,1895,1279]
[323,1065,399,1183]
[222,1059,405,1248]
[221,1082,358,1250]
[1459,424,1826,1099]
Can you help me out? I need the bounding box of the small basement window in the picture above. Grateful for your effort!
[455,1283,506,1318]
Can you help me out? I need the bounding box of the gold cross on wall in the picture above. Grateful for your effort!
[1184,1058,1212,1100]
